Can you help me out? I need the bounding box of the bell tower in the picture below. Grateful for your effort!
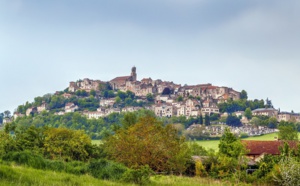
[131,66,137,81]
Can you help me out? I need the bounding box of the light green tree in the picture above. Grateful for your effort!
[278,125,298,141]
[244,108,252,120]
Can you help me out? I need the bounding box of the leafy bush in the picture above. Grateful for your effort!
[88,159,127,181]
[121,165,153,185]
[2,151,46,169]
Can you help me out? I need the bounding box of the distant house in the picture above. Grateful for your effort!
[122,107,142,113]
[3,118,12,124]
[252,108,278,117]
[13,112,24,119]
[37,102,47,113]
[99,98,116,107]
[55,111,65,116]
[242,140,298,162]
[85,111,105,119]
[154,104,175,117]
[26,107,37,116]
[62,93,72,99]
[278,112,300,122]
[65,103,78,113]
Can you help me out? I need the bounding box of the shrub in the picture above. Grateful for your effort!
[2,151,46,169]
[88,159,127,181]
[195,160,207,177]
[121,165,153,185]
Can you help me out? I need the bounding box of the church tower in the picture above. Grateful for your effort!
[131,66,137,81]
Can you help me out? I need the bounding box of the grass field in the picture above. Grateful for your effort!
[0,164,251,186]
[0,164,126,186]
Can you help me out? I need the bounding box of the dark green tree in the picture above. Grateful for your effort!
[199,115,203,124]
[146,93,154,102]
[204,114,210,126]
[176,96,183,102]
[240,90,248,100]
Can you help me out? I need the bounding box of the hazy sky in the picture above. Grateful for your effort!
[1,0,300,113]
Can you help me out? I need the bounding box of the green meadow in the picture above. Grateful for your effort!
[0,164,126,186]
[0,164,250,186]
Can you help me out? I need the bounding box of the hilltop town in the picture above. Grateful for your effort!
[2,67,299,138]
[67,66,240,118]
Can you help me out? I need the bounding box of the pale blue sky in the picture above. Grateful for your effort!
[1,0,300,113]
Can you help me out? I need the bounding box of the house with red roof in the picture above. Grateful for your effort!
[242,140,299,162]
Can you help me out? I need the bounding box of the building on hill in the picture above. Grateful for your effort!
[13,112,24,119]
[122,106,142,112]
[154,104,175,117]
[110,67,137,90]
[26,107,37,116]
[62,93,72,98]
[65,103,78,113]
[99,98,115,107]
[277,111,300,122]
[3,117,12,124]
[84,111,105,119]
[37,102,47,113]
[252,108,278,117]
[201,99,219,115]
[69,78,105,93]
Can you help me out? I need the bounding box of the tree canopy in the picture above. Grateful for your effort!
[104,116,191,173]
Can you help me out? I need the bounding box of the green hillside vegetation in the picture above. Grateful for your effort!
[2,114,300,185]
[0,164,124,186]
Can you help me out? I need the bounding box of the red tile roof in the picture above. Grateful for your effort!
[110,76,131,82]
[242,140,299,155]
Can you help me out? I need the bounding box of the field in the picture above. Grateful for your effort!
[0,164,125,186]
[0,164,250,186]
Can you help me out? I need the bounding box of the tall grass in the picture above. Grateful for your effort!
[0,164,130,186]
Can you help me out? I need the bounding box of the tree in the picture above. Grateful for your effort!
[265,98,273,108]
[226,115,242,127]
[209,113,219,121]
[176,96,183,102]
[219,128,245,158]
[244,108,252,120]
[278,125,298,141]
[268,117,278,128]
[199,115,203,124]
[204,114,210,126]
[3,110,11,118]
[44,128,92,161]
[146,93,154,102]
[240,90,248,100]
[115,96,121,104]
[122,112,137,129]
[273,157,300,186]
[104,116,191,173]
[0,113,3,124]
[90,89,96,97]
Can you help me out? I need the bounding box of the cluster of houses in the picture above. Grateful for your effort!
[66,67,240,118]
[251,108,300,122]
[4,67,300,126]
